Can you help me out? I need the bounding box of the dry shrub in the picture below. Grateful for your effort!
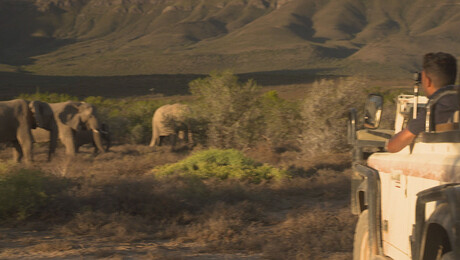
[144,250,186,260]
[189,71,263,149]
[59,211,151,241]
[0,144,355,258]
[262,207,355,260]
[189,72,303,151]
[180,201,265,249]
[301,77,367,155]
[30,240,74,253]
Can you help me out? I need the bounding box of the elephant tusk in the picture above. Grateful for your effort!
[92,129,100,134]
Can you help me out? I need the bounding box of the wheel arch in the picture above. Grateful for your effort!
[420,203,454,259]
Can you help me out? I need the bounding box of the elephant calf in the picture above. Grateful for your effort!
[149,103,193,150]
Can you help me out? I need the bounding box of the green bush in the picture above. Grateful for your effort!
[0,167,53,220]
[84,97,164,144]
[259,90,302,149]
[189,71,263,149]
[18,91,78,103]
[152,149,289,182]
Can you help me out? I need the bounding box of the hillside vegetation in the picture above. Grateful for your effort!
[1,0,459,77]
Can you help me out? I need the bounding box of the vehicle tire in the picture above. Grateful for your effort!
[353,210,376,260]
[441,251,455,260]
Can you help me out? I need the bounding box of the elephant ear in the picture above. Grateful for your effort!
[59,102,82,131]
[30,101,55,130]
[29,101,44,129]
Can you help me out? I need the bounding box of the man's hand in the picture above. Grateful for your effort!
[386,128,417,153]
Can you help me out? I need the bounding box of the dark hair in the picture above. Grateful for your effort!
[423,52,457,88]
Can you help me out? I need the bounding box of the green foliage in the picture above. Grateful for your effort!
[18,90,78,103]
[259,90,301,148]
[0,166,51,221]
[189,71,263,149]
[83,97,164,144]
[152,149,289,182]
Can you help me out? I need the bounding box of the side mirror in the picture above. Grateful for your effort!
[364,94,383,129]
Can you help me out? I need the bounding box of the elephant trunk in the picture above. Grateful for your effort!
[92,129,105,153]
[87,116,105,153]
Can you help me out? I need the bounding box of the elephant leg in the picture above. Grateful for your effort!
[150,125,160,147]
[11,140,23,162]
[187,130,193,148]
[158,136,165,146]
[17,132,33,164]
[91,140,98,154]
[48,127,58,162]
[103,133,111,152]
[61,131,76,157]
[170,134,177,152]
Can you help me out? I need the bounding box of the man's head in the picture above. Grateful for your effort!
[422,52,457,92]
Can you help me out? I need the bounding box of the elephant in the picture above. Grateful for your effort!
[75,123,110,153]
[48,101,106,157]
[31,122,110,154]
[0,99,57,163]
[149,103,193,150]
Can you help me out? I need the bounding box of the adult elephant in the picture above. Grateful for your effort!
[149,103,193,150]
[32,122,110,154]
[75,123,110,153]
[50,101,105,157]
[0,99,57,163]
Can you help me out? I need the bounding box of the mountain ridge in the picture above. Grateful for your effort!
[1,0,459,77]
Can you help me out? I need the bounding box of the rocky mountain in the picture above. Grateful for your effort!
[0,0,459,77]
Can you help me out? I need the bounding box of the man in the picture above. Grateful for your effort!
[387,52,458,153]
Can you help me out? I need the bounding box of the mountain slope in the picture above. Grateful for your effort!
[0,0,459,77]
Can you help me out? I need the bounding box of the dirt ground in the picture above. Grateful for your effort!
[0,141,355,260]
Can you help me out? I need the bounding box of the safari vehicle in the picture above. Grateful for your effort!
[348,80,460,260]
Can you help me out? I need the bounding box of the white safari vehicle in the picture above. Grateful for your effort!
[348,83,460,260]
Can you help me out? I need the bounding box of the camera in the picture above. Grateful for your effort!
[413,72,421,84]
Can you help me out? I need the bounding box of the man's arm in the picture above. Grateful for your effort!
[386,128,417,153]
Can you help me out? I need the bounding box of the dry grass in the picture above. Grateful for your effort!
[0,143,354,259]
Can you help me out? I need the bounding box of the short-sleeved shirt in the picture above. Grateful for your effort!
[407,85,459,135]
